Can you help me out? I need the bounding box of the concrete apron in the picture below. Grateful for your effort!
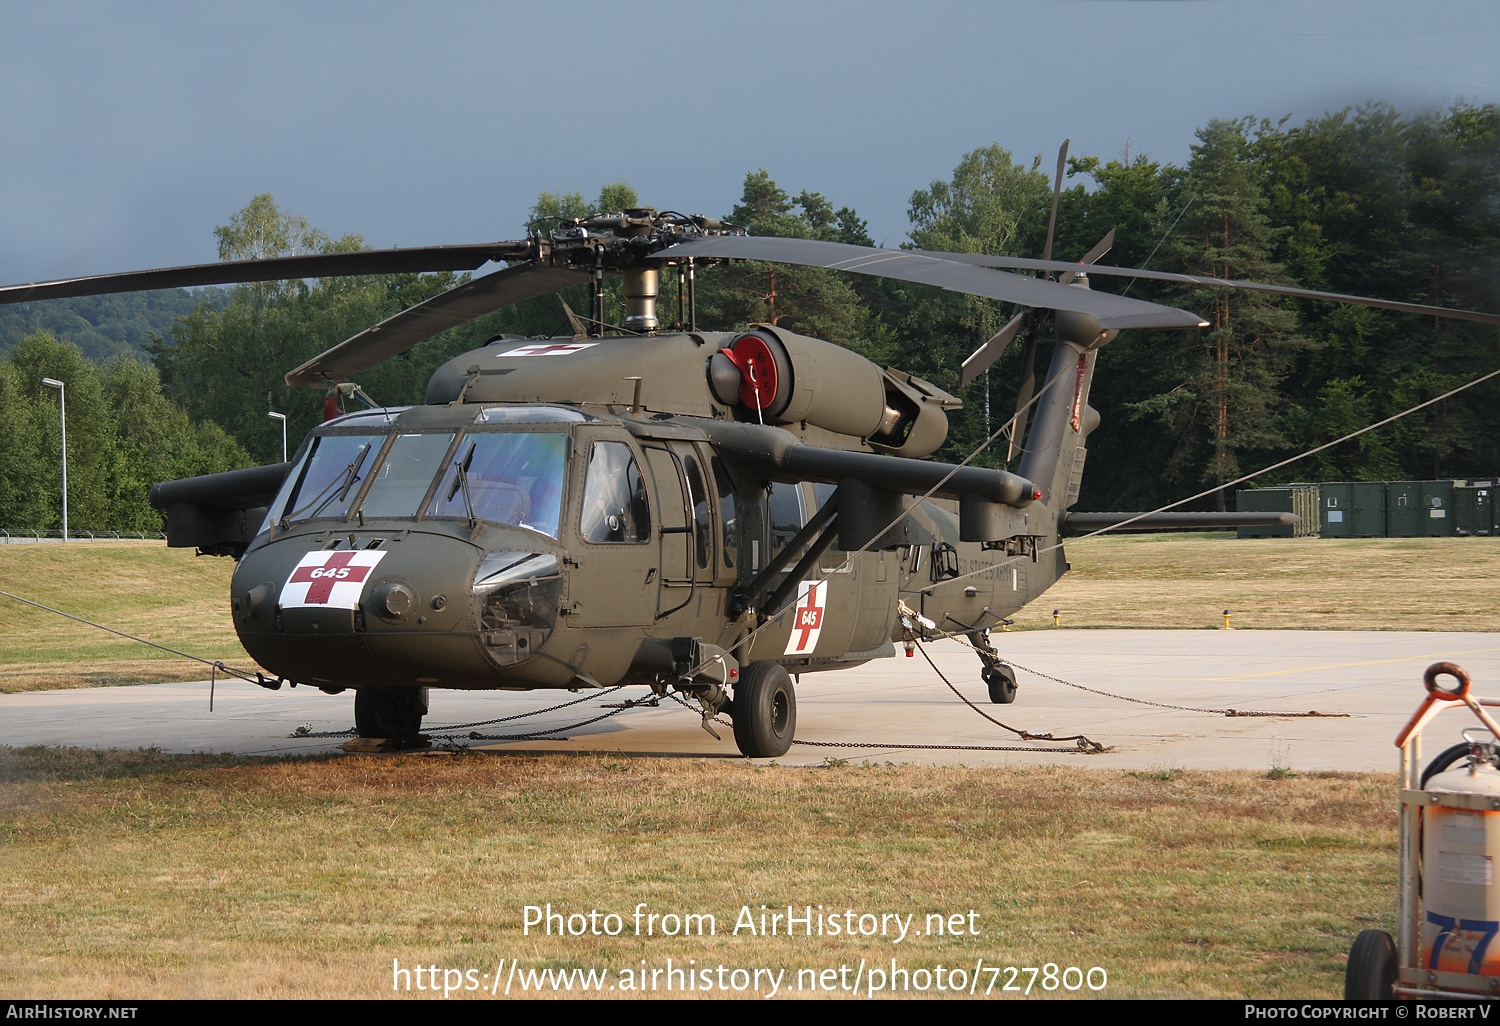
[3,630,1498,771]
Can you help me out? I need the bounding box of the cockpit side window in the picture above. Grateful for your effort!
[579,441,650,543]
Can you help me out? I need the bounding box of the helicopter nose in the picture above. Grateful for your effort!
[230,530,561,689]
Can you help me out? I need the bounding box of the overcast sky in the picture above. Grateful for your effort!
[3,0,1498,287]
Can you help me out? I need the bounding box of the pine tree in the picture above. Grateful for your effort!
[1130,120,1305,508]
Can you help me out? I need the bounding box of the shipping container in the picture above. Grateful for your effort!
[1455,484,1494,536]
[1235,484,1320,538]
[1419,480,1457,537]
[1318,481,1387,537]
[1386,481,1422,537]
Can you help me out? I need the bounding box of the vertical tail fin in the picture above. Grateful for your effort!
[1016,302,1113,511]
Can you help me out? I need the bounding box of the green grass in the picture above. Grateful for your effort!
[0,541,256,691]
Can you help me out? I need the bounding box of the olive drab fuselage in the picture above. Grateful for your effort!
[13,204,1456,753]
[229,327,1078,696]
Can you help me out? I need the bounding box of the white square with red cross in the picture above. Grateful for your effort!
[279,550,388,609]
[501,342,599,357]
[783,579,826,656]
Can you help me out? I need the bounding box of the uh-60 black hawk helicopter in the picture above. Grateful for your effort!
[7,182,1500,758]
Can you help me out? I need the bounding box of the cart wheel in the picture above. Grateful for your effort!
[1422,741,1499,788]
[1344,929,1397,1000]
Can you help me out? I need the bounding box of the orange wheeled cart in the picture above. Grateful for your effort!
[1347,662,1500,999]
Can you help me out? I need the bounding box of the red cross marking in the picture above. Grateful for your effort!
[794,583,824,650]
[288,551,374,604]
[507,343,592,356]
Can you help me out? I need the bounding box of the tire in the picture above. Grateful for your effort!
[983,664,1018,704]
[732,661,797,758]
[1422,741,1498,788]
[354,687,427,742]
[1344,929,1397,1001]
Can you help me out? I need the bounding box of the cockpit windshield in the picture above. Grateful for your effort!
[428,432,567,538]
[263,424,568,539]
[360,433,456,518]
[277,433,384,525]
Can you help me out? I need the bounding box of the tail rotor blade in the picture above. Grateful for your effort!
[1009,227,1110,457]
[999,138,1069,454]
[1040,139,1070,266]
[1005,328,1041,462]
[1060,228,1115,285]
[960,310,1026,386]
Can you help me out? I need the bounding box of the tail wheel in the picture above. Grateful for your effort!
[732,661,797,758]
[1344,929,1397,1000]
[354,686,427,742]
[983,664,1018,704]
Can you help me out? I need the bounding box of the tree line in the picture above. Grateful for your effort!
[0,332,249,533]
[3,102,1497,531]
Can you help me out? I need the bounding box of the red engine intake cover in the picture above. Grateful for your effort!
[719,335,779,411]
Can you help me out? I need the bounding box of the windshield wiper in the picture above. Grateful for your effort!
[446,441,478,527]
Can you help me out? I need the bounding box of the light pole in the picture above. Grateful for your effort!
[41,378,67,541]
[268,411,287,463]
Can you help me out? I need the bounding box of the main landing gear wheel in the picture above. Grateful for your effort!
[1343,929,1397,1000]
[732,661,797,758]
[354,687,428,745]
[983,664,1018,704]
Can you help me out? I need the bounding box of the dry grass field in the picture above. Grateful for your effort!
[1024,533,1500,632]
[0,748,1395,1000]
[0,541,258,692]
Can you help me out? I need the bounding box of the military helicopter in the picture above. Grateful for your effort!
[6,179,1499,758]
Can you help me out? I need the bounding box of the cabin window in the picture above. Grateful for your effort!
[811,481,849,571]
[579,441,650,543]
[713,458,737,568]
[683,454,712,570]
[428,431,567,538]
[768,480,805,556]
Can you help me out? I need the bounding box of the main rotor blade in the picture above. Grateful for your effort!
[908,249,1500,326]
[653,236,1207,331]
[0,242,532,305]
[284,262,590,387]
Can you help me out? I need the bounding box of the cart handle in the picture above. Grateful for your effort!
[1426,661,1471,700]
[1397,663,1500,750]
